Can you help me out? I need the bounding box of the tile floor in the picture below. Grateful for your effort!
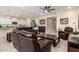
[51,39,67,52]
[0,29,67,52]
[0,29,18,52]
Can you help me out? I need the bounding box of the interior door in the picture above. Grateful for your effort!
[46,17,56,34]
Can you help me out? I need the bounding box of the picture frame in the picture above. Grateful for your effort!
[40,19,45,25]
[60,18,68,24]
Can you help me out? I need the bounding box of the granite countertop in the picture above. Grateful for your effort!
[68,34,79,45]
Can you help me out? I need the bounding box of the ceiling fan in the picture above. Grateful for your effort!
[40,6,55,13]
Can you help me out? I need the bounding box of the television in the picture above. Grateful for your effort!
[12,22,17,25]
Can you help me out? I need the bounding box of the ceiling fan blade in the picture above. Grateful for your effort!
[45,6,48,10]
[47,6,51,9]
[49,9,55,10]
[40,7,45,10]
[46,10,50,13]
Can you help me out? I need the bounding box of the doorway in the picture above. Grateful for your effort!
[46,17,57,35]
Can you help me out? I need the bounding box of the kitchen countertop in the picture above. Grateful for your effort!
[68,34,79,45]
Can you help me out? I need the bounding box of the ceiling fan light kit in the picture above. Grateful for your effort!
[45,10,48,13]
[40,6,55,13]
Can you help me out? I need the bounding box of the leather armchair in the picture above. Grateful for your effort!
[58,27,73,40]
[12,29,51,52]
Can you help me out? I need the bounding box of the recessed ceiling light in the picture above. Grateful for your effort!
[68,6,71,9]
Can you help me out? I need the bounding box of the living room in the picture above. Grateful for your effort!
[0,6,79,52]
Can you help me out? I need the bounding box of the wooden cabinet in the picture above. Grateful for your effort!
[68,42,79,52]
[68,47,79,52]
[68,34,79,52]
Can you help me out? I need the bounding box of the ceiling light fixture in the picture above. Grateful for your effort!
[45,10,48,13]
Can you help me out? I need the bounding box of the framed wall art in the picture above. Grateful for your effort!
[40,19,45,25]
[60,18,68,24]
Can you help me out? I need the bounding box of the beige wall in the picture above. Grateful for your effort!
[17,18,31,27]
[57,8,78,31]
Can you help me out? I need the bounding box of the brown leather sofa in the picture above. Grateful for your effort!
[12,29,51,52]
[58,27,73,40]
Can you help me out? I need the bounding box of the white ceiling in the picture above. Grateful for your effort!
[0,6,78,17]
